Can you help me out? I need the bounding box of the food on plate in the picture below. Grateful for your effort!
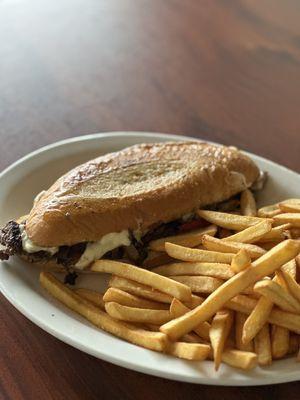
[0,141,260,271]
[91,259,192,301]
[230,249,251,273]
[240,189,257,217]
[254,324,272,366]
[39,193,300,372]
[159,240,300,340]
[40,271,168,352]
[2,139,300,372]
[209,310,233,370]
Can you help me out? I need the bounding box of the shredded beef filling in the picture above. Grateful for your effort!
[57,243,87,267]
[0,220,22,255]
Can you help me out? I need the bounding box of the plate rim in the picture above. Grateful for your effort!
[1,131,300,386]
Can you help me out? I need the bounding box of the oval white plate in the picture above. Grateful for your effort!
[0,132,299,386]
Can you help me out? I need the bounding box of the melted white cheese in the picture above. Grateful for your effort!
[75,230,131,269]
[19,225,58,255]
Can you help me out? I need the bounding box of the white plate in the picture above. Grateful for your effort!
[0,132,299,386]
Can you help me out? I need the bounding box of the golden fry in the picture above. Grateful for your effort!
[160,240,300,340]
[103,287,169,310]
[167,342,210,361]
[109,276,173,303]
[170,275,224,294]
[242,296,273,345]
[254,279,300,314]
[152,262,234,280]
[231,249,251,273]
[221,349,257,370]
[281,269,300,303]
[197,210,265,230]
[240,189,257,217]
[235,312,254,351]
[271,325,289,359]
[165,242,235,263]
[223,220,272,244]
[105,302,172,325]
[259,224,291,243]
[92,260,192,302]
[273,213,300,228]
[258,204,281,218]
[40,272,168,352]
[170,298,210,340]
[209,310,233,370]
[254,324,272,366]
[202,234,266,259]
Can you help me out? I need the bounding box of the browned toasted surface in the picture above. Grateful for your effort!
[26,141,259,246]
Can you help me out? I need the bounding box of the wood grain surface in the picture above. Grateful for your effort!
[0,0,299,399]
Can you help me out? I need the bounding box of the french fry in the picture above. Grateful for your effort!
[242,296,273,345]
[281,269,300,303]
[167,342,210,361]
[223,220,273,244]
[109,276,173,303]
[235,312,254,351]
[273,213,300,228]
[209,310,233,370]
[152,262,234,280]
[281,259,297,280]
[74,288,105,310]
[240,189,257,217]
[269,309,300,334]
[279,201,300,213]
[103,288,169,310]
[170,276,224,294]
[170,298,210,340]
[105,302,172,325]
[231,249,251,273]
[40,272,168,352]
[202,235,266,259]
[160,240,300,340]
[254,324,272,366]
[258,204,281,218]
[242,271,289,345]
[258,224,291,243]
[92,260,192,302]
[221,349,257,370]
[254,279,300,314]
[148,225,217,252]
[271,325,289,359]
[274,270,288,290]
[227,294,300,334]
[165,242,235,263]
[197,209,266,230]
[226,294,257,313]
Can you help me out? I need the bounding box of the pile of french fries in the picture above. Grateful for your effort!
[40,193,300,371]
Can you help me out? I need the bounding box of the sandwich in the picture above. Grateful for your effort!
[0,141,262,275]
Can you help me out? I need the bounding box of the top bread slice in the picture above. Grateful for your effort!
[25,141,259,247]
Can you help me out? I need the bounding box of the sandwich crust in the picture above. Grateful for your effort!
[26,142,259,247]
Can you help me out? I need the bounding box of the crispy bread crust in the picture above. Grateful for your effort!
[26,142,259,246]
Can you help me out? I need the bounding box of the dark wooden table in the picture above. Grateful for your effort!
[1,1,299,399]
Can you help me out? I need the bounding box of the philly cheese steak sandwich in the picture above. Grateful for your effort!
[0,141,262,275]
